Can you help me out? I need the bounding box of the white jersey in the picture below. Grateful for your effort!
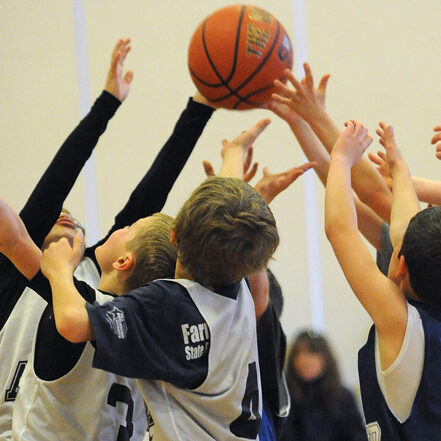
[0,289,46,441]
[142,279,262,441]
[0,258,99,440]
[12,287,147,441]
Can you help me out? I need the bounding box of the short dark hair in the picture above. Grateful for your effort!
[174,177,279,287]
[399,206,441,311]
[124,213,177,291]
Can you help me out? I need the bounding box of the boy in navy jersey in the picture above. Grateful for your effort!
[325,119,441,440]
[40,119,280,441]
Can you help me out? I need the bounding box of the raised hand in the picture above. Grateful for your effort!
[332,120,373,167]
[368,150,393,191]
[104,38,134,102]
[271,62,330,124]
[41,232,85,280]
[254,162,316,204]
[202,146,258,182]
[219,119,271,178]
[431,125,441,160]
[376,122,404,173]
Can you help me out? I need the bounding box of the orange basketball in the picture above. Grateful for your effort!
[188,4,293,110]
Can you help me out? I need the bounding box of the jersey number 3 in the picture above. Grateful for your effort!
[107,383,134,441]
[230,362,262,439]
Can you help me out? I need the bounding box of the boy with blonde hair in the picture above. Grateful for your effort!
[41,119,279,441]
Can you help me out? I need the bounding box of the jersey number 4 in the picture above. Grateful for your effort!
[230,362,262,439]
[5,361,27,401]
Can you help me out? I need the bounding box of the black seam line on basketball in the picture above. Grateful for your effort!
[199,5,246,89]
[209,20,282,104]
[233,84,275,109]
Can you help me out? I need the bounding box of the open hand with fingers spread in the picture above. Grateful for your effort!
[104,38,134,102]
[331,120,373,167]
[254,162,316,204]
[271,62,330,125]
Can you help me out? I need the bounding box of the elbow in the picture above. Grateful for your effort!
[54,309,88,343]
[325,220,338,243]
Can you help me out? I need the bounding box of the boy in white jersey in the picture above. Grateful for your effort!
[0,194,176,439]
[40,119,279,441]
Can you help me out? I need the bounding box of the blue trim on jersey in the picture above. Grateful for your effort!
[259,400,277,441]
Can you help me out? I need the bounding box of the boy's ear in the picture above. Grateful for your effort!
[112,253,135,273]
[395,254,408,279]
[170,230,177,244]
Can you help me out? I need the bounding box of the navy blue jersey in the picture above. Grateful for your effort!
[358,301,441,440]
[87,279,211,386]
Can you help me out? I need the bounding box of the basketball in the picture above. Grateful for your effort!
[188,4,293,110]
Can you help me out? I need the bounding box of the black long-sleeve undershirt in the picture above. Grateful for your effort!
[0,91,120,330]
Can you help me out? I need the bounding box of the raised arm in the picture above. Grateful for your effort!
[325,121,407,369]
[219,119,271,178]
[376,122,420,248]
[369,148,441,206]
[269,97,384,251]
[40,233,93,343]
[86,91,216,261]
[0,197,41,280]
[20,38,131,248]
[272,63,393,222]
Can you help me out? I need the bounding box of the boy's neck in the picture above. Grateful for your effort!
[97,272,125,296]
[175,259,194,281]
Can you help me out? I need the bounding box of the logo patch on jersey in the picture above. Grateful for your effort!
[105,306,128,339]
[366,422,381,441]
[181,322,210,360]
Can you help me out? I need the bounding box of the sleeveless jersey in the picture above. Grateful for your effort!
[0,257,100,440]
[12,287,147,441]
[358,301,441,441]
[0,288,46,440]
[141,278,262,441]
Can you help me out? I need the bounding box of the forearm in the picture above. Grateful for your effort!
[248,269,269,320]
[307,109,341,153]
[20,91,120,248]
[412,176,441,205]
[89,98,214,254]
[0,197,41,279]
[289,118,330,186]
[351,158,393,223]
[389,162,420,247]
[48,271,93,343]
[219,148,244,178]
[306,110,393,222]
[325,158,358,239]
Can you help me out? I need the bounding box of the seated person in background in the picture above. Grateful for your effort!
[281,330,367,441]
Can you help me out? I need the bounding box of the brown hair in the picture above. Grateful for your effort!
[286,330,343,416]
[173,177,279,287]
[124,213,177,291]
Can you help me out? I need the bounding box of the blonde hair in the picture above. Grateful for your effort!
[124,213,177,291]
